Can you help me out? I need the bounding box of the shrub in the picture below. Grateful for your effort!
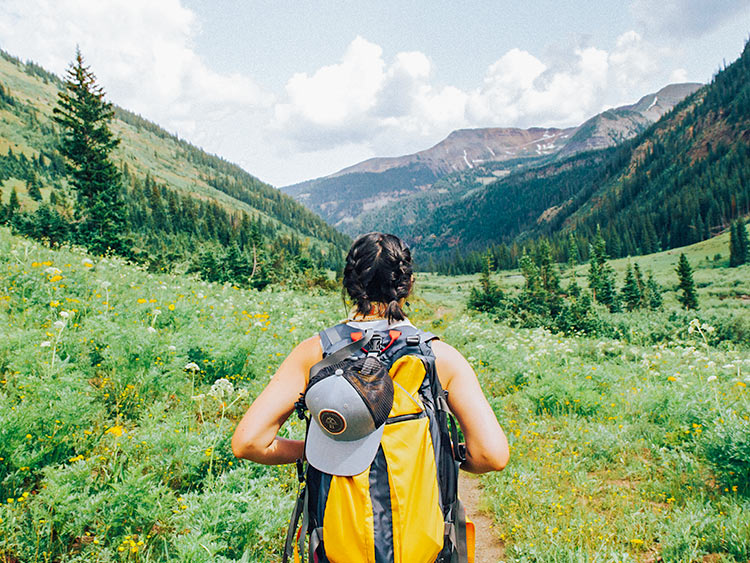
[700,410,750,494]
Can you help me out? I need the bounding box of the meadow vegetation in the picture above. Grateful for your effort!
[1,225,748,562]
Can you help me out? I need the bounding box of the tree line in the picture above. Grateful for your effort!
[0,50,345,289]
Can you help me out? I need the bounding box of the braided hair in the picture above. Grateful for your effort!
[342,232,413,323]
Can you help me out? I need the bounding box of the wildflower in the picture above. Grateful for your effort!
[53,320,65,329]
[100,280,111,289]
[147,326,157,334]
[667,376,677,382]
[209,378,234,401]
[44,266,62,275]
[105,425,125,437]
[184,362,200,372]
[40,341,51,347]
[82,258,94,268]
[707,375,718,383]
[167,345,176,351]
[59,311,69,318]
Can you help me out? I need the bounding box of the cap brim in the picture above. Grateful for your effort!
[305,421,385,477]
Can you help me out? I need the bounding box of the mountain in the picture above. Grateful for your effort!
[412,42,750,270]
[283,83,700,234]
[0,49,349,280]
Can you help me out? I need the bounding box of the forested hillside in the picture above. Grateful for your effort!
[284,83,699,238]
[0,49,349,286]
[414,40,750,271]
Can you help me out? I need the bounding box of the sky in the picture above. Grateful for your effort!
[0,1,748,187]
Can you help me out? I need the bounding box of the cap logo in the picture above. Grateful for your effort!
[318,409,347,435]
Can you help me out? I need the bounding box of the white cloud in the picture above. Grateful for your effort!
[0,1,698,186]
[0,0,272,161]
[669,68,689,82]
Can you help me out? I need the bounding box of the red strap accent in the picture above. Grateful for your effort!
[379,330,401,353]
[350,331,363,341]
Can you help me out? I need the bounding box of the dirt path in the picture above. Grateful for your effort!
[460,472,505,563]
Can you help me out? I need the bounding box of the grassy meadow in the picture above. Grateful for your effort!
[1,225,749,562]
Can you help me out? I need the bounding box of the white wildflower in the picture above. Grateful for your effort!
[191,393,206,401]
[184,362,200,372]
[40,341,51,347]
[147,326,157,334]
[208,378,234,401]
[53,320,65,329]
[59,311,69,318]
[706,375,718,383]
[153,309,162,316]
[44,266,62,275]
[167,345,177,352]
[100,280,111,289]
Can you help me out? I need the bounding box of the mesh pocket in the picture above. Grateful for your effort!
[344,357,394,427]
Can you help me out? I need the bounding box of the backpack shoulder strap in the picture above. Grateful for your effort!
[318,323,355,356]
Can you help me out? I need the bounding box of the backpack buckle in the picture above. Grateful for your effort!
[367,334,384,356]
[405,335,420,346]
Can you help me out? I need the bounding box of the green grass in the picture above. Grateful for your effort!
[1,226,748,562]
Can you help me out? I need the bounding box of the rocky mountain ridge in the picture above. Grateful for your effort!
[283,82,701,233]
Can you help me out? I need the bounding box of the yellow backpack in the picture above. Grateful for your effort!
[283,323,474,563]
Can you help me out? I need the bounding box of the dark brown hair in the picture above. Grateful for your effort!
[342,232,413,323]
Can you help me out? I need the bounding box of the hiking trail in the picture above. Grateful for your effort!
[460,472,505,563]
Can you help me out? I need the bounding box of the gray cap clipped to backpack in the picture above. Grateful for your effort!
[304,331,394,477]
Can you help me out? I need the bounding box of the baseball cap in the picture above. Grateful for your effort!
[304,353,394,476]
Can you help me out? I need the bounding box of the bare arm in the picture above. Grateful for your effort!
[432,340,509,474]
[231,335,322,465]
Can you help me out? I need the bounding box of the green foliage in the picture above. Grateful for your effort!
[701,410,750,495]
[729,218,748,267]
[587,227,620,312]
[52,49,129,256]
[676,253,699,309]
[467,253,504,313]
[0,230,341,562]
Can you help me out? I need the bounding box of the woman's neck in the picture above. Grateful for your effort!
[348,303,389,321]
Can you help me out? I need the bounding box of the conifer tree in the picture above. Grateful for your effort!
[676,253,699,310]
[468,252,504,313]
[735,218,749,265]
[7,187,20,220]
[588,226,620,312]
[730,220,742,267]
[27,175,42,201]
[633,263,646,307]
[644,271,663,310]
[621,263,643,311]
[53,48,129,256]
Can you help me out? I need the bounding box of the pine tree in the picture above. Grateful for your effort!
[53,48,129,256]
[730,220,742,267]
[621,263,643,311]
[676,253,699,310]
[7,187,20,220]
[27,175,42,201]
[737,218,749,265]
[643,271,663,310]
[588,226,620,311]
[468,252,504,313]
[633,263,646,307]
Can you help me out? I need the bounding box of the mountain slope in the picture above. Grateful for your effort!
[0,49,349,268]
[410,42,750,266]
[283,83,700,234]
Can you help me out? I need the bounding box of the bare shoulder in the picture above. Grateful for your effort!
[430,339,474,388]
[288,334,323,368]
